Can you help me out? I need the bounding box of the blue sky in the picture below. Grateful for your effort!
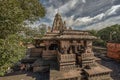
[31,0,120,30]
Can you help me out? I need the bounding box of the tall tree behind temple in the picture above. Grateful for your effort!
[89,24,120,47]
[0,0,46,76]
[22,24,47,43]
[97,24,120,42]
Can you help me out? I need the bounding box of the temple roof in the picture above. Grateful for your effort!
[84,64,112,76]
[41,30,97,40]
[50,70,81,80]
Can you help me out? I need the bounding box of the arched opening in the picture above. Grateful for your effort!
[49,44,59,50]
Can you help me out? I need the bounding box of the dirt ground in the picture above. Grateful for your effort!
[0,71,49,80]
[0,71,37,80]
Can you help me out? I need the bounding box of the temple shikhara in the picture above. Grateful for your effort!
[27,13,113,80]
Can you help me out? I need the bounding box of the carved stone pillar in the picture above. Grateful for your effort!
[64,47,68,54]
[73,41,78,53]
[46,45,49,50]
[70,48,73,54]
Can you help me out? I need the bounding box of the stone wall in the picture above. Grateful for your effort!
[30,48,43,57]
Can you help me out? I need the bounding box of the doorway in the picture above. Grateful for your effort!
[49,44,59,50]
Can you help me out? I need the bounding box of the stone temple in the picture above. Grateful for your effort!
[27,13,113,80]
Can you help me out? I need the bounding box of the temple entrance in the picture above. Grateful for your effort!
[49,44,59,50]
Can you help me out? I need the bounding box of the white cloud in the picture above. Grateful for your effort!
[62,4,120,28]
[59,0,79,14]
[46,6,57,20]
[84,16,120,30]
[35,0,120,30]
[44,0,80,24]
[82,0,86,3]
[93,13,105,20]
[75,17,93,26]
[64,13,105,27]
[105,5,120,16]
[64,15,75,27]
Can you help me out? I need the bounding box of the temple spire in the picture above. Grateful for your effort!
[51,12,64,32]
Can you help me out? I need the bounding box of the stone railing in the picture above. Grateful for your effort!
[42,50,58,60]
[42,50,57,56]
[59,65,80,71]
[57,53,76,62]
[81,53,94,58]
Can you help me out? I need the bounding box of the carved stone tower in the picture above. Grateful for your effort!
[52,13,66,32]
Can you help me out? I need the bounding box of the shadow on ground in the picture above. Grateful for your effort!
[101,58,120,80]
[0,71,49,80]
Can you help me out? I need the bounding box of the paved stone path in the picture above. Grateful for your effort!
[101,58,120,80]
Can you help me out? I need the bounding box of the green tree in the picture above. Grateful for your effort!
[0,0,46,38]
[92,24,120,47]
[0,35,26,76]
[98,24,120,42]
[0,0,46,76]
[89,24,120,47]
[19,26,46,45]
[88,29,98,37]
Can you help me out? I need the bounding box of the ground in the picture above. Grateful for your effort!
[0,72,36,80]
[0,71,49,80]
[94,46,120,80]
[101,59,120,80]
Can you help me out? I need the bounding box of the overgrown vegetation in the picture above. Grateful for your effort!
[0,35,26,76]
[0,0,46,76]
[22,24,47,44]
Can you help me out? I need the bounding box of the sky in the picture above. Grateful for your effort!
[32,0,120,30]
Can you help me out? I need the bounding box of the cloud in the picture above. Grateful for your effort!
[105,5,120,16]
[64,15,75,27]
[58,0,79,14]
[37,0,120,30]
[63,4,120,29]
[84,16,120,30]
[46,6,57,19]
[64,13,105,27]
[82,0,86,3]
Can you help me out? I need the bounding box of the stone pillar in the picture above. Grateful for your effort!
[86,40,92,53]
[75,45,78,53]
[64,46,68,54]
[73,41,78,53]
[46,45,49,50]
[70,48,73,54]
[45,41,50,50]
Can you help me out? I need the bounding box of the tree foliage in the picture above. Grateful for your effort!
[0,0,46,38]
[88,29,98,37]
[0,0,46,76]
[89,24,120,47]
[23,24,47,38]
[21,24,47,44]
[0,35,26,76]
[97,24,120,42]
